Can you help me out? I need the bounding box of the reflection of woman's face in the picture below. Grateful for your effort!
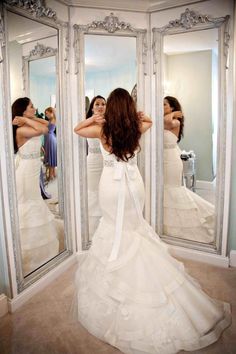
[45,110,54,120]
[163,99,173,115]
[23,101,36,118]
[93,98,106,115]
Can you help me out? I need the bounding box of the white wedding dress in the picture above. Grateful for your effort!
[75,142,231,354]
[164,130,215,243]
[87,138,103,240]
[15,136,63,276]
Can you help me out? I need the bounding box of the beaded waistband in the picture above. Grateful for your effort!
[104,160,137,167]
[18,152,41,159]
[88,147,101,154]
[164,143,176,149]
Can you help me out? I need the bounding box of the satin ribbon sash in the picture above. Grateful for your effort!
[105,158,165,263]
[106,160,144,262]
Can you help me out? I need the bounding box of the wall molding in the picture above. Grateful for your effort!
[229,250,236,267]
[170,245,229,268]
[0,293,8,317]
[8,254,78,312]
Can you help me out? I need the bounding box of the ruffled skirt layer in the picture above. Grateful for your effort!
[164,186,215,243]
[75,219,231,354]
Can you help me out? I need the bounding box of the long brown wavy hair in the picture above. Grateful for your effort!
[102,88,141,161]
[164,96,184,142]
[12,97,30,153]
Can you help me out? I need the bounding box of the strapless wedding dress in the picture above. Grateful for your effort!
[164,130,215,243]
[87,138,103,239]
[75,142,230,354]
[15,136,63,276]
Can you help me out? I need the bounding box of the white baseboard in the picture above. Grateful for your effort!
[0,293,8,317]
[8,253,78,313]
[196,180,215,191]
[170,245,229,268]
[229,250,236,267]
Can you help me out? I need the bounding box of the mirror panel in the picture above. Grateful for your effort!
[152,9,230,253]
[164,28,218,200]
[74,14,147,249]
[7,10,65,278]
[163,28,218,244]
[84,34,137,241]
[85,34,136,99]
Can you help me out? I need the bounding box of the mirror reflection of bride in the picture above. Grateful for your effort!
[163,96,215,244]
[83,95,106,240]
[12,97,63,276]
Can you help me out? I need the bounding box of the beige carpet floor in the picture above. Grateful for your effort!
[0,258,235,354]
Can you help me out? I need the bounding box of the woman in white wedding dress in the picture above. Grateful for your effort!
[163,96,215,243]
[12,97,63,276]
[80,95,106,240]
[74,88,230,354]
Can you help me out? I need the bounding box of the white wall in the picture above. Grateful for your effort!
[8,41,24,103]
[86,61,136,99]
[165,50,213,181]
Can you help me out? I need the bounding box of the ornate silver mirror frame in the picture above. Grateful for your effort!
[152,8,230,254]
[0,0,74,293]
[22,42,58,96]
[73,13,148,250]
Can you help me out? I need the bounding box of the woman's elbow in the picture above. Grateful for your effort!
[74,127,79,135]
[42,127,48,134]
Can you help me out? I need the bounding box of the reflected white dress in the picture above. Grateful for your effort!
[15,136,63,276]
[75,142,231,354]
[164,130,215,243]
[87,138,103,239]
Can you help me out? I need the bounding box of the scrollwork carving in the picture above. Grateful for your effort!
[28,42,57,58]
[88,12,134,33]
[4,0,56,20]
[73,13,147,75]
[156,8,228,32]
[22,43,57,93]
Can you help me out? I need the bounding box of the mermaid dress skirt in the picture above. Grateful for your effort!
[15,136,63,276]
[75,143,231,354]
[87,138,103,240]
[163,130,215,243]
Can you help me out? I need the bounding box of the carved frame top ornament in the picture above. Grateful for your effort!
[26,42,57,60]
[154,8,229,33]
[74,12,143,34]
[4,0,56,20]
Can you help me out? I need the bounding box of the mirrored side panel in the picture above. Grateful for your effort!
[7,10,65,277]
[162,28,218,245]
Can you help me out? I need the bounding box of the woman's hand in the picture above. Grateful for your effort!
[12,116,26,127]
[137,111,145,121]
[171,111,183,120]
[92,113,105,126]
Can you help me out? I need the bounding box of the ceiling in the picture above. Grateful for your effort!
[58,0,205,12]
[7,11,57,44]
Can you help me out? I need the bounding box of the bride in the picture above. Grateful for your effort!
[74,88,230,354]
[12,97,63,276]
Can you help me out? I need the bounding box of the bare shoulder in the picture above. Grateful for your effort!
[17,125,43,139]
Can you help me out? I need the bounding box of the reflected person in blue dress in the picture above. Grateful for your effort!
[44,107,57,181]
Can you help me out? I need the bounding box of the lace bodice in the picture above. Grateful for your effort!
[87,138,101,154]
[100,143,137,167]
[18,136,42,159]
[164,130,178,149]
